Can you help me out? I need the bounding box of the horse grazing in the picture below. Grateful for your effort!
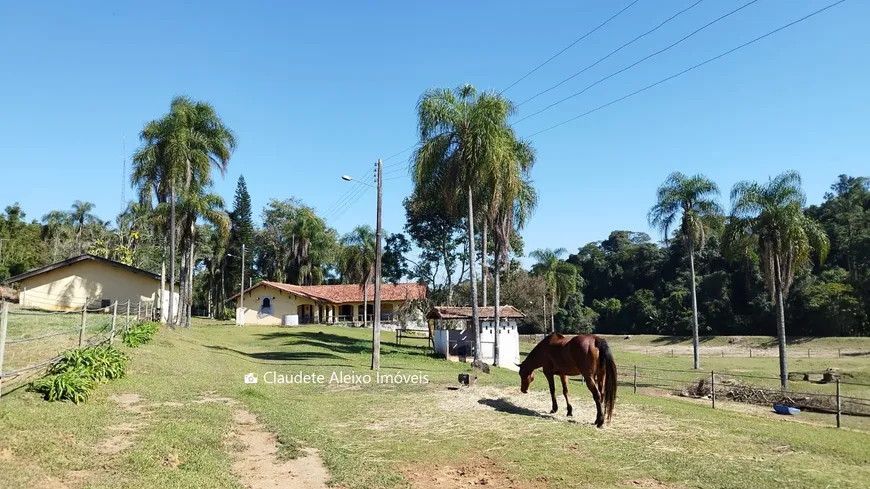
[517,333,616,427]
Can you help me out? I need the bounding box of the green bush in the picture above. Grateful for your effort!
[30,368,95,403]
[51,346,129,383]
[123,321,160,348]
[29,345,129,403]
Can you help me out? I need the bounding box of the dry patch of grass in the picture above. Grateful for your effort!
[401,456,548,489]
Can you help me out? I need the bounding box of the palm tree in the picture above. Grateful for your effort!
[725,171,829,390]
[411,84,517,362]
[41,210,73,261]
[175,189,230,327]
[70,201,97,253]
[530,248,576,333]
[132,96,236,326]
[339,225,376,326]
[491,174,537,366]
[647,172,722,369]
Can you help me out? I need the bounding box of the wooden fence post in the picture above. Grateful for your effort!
[79,301,87,348]
[749,348,752,358]
[721,349,724,358]
[711,371,716,409]
[137,302,141,321]
[836,378,841,429]
[838,348,841,358]
[633,365,637,394]
[110,301,118,345]
[0,302,9,399]
[808,348,810,359]
[126,301,131,331]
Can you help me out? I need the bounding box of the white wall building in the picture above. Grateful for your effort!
[430,306,525,368]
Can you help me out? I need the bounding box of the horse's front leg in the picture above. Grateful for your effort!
[546,373,557,414]
[560,374,572,417]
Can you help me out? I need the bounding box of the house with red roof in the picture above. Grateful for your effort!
[227,281,427,327]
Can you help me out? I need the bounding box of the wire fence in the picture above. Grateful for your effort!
[0,297,157,398]
[519,334,870,359]
[617,364,870,429]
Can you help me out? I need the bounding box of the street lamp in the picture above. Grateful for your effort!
[341,159,383,370]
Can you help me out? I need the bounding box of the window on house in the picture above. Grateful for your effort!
[101,299,111,308]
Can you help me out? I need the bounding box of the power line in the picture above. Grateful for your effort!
[324,181,370,221]
[524,0,849,139]
[517,0,706,107]
[331,185,373,222]
[514,0,763,125]
[500,0,644,94]
[322,180,365,216]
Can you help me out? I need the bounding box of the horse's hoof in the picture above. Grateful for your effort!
[566,409,573,417]
[549,409,557,414]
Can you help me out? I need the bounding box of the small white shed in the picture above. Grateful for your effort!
[428,305,525,367]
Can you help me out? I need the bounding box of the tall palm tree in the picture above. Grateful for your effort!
[132,96,236,326]
[530,248,576,333]
[339,225,376,326]
[725,171,829,390]
[41,210,73,261]
[411,84,517,362]
[70,201,97,253]
[491,172,537,366]
[647,172,722,369]
[175,189,230,327]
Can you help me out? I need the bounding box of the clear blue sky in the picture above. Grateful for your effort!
[2,0,868,269]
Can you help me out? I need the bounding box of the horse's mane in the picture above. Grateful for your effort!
[519,332,562,371]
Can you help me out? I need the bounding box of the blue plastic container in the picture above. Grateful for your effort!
[773,403,800,415]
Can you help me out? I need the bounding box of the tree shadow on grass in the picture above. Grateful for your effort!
[204,344,351,366]
[650,335,718,346]
[255,330,440,360]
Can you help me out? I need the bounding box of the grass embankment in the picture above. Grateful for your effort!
[0,322,868,488]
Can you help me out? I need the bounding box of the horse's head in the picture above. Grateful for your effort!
[517,363,534,393]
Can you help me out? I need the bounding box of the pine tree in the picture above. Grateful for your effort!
[221,176,253,317]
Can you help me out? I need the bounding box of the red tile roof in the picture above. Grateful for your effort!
[230,281,427,304]
[427,306,525,320]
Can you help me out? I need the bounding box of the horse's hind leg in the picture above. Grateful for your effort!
[585,376,604,427]
[560,374,572,416]
[546,373,558,414]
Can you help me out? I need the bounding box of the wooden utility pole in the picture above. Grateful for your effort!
[372,159,383,371]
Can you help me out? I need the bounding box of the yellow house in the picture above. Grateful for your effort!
[228,281,428,327]
[3,254,179,321]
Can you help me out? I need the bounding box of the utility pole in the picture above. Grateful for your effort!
[372,159,383,371]
[0,239,5,264]
[239,243,245,326]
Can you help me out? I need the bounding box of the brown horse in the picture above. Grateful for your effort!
[517,333,616,427]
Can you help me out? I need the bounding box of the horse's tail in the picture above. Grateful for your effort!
[595,337,617,424]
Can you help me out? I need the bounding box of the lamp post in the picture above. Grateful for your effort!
[226,243,247,326]
[342,159,383,370]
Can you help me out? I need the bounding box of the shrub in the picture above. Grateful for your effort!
[30,345,129,403]
[30,368,95,404]
[51,346,129,383]
[123,321,160,348]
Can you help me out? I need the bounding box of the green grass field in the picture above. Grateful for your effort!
[1,320,869,488]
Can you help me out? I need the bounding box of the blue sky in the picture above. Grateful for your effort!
[1,0,868,269]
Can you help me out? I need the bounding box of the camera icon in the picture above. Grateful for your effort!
[244,373,258,384]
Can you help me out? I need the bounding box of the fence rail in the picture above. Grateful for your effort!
[519,334,870,359]
[0,298,155,398]
[619,363,870,429]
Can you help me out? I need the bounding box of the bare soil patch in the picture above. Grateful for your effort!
[228,406,330,489]
[620,478,685,488]
[109,393,149,414]
[402,457,547,489]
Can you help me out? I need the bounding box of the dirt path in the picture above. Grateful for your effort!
[227,405,330,489]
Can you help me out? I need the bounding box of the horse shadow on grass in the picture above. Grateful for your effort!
[478,398,553,419]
